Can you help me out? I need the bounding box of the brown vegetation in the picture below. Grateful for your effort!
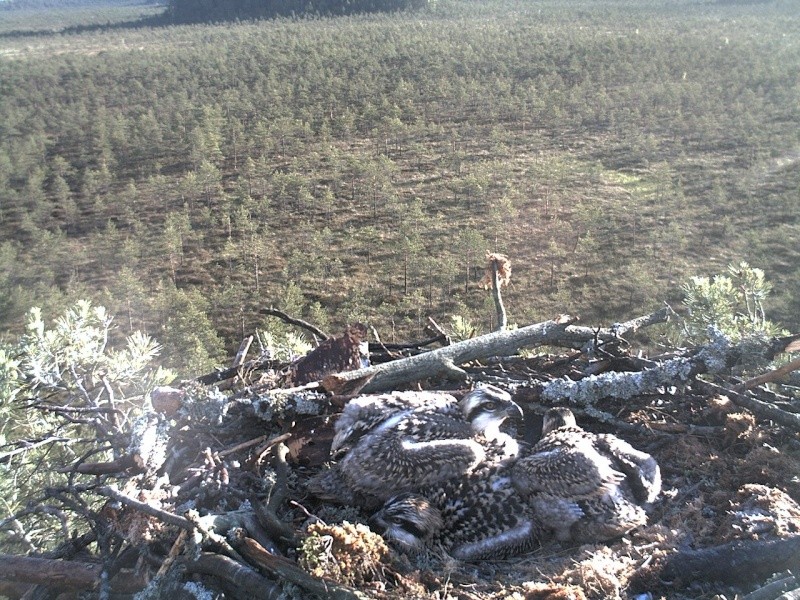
[2,310,800,599]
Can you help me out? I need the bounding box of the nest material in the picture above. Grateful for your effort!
[480,253,512,289]
[298,521,391,587]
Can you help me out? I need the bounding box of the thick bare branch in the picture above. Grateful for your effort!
[185,553,283,600]
[0,554,100,590]
[259,307,330,340]
[321,308,673,394]
[322,315,576,394]
[659,536,800,587]
[238,537,361,600]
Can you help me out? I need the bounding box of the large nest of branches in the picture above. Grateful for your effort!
[2,308,800,600]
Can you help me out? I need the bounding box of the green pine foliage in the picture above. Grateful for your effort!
[0,0,798,373]
[677,261,785,345]
[0,301,172,553]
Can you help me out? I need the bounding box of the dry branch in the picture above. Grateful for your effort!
[0,554,100,590]
[0,554,148,597]
[58,453,143,475]
[536,328,750,406]
[259,307,330,340]
[736,356,800,391]
[196,356,285,386]
[232,335,254,368]
[238,537,362,600]
[95,486,194,531]
[323,308,673,394]
[322,315,576,394]
[375,325,449,351]
[482,253,510,332]
[0,437,71,464]
[185,553,283,600]
[694,379,800,432]
[659,536,800,587]
[743,574,799,600]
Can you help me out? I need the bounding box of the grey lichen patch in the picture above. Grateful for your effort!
[251,390,327,423]
[127,412,171,477]
[175,382,231,425]
[543,330,777,407]
[182,581,216,600]
[541,356,695,406]
[133,567,188,600]
[696,328,733,374]
[697,328,780,376]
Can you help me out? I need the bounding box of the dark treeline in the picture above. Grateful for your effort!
[167,0,427,22]
[0,0,159,9]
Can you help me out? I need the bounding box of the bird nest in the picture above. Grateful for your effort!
[6,319,800,600]
[282,384,800,600]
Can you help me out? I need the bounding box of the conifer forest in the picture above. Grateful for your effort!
[0,0,797,374]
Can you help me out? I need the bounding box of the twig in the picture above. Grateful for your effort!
[156,529,188,578]
[369,324,401,360]
[736,356,800,392]
[694,380,800,432]
[374,332,449,351]
[0,437,72,464]
[217,434,268,459]
[259,307,330,340]
[94,486,194,531]
[254,433,292,465]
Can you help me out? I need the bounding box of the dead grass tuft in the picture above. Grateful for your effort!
[480,253,512,289]
[298,520,392,588]
[522,581,589,600]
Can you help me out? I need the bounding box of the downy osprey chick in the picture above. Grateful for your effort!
[307,384,522,507]
[511,407,661,542]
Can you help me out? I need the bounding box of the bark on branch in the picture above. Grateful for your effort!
[659,536,800,587]
[322,308,673,395]
[322,315,576,394]
[238,537,361,600]
[0,554,100,590]
[185,553,283,600]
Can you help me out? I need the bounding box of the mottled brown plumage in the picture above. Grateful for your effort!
[289,323,368,385]
[307,384,521,508]
[370,466,545,561]
[512,407,660,542]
